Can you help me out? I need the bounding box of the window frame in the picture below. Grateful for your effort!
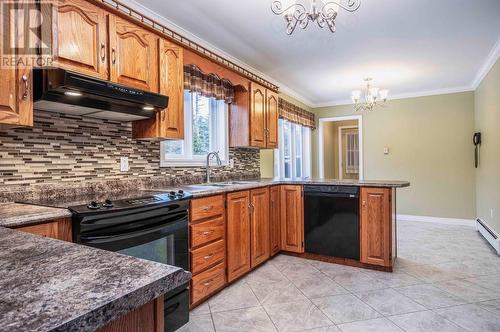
[160,91,229,167]
[274,119,311,179]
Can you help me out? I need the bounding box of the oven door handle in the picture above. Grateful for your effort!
[80,220,185,244]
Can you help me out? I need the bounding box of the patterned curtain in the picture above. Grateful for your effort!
[278,98,316,129]
[184,65,235,104]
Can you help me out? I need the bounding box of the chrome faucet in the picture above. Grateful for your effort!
[206,151,222,183]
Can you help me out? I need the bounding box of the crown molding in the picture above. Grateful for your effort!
[117,0,498,110]
[471,36,500,89]
[120,0,315,108]
[311,85,475,108]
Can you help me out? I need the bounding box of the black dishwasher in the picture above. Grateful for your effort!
[304,185,360,260]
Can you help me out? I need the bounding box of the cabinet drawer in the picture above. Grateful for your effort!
[190,216,225,248]
[191,239,225,275]
[191,195,224,221]
[191,262,225,304]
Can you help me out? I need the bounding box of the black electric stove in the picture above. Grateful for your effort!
[19,189,192,332]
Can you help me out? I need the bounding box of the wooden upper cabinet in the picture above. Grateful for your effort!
[250,187,270,268]
[158,40,184,139]
[226,191,251,282]
[360,187,392,267]
[250,82,266,148]
[0,1,33,127]
[108,15,158,92]
[280,185,304,253]
[269,186,281,256]
[132,39,184,140]
[54,0,108,79]
[266,90,279,148]
[230,83,279,149]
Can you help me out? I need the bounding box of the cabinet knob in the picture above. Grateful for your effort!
[100,43,106,62]
[21,75,29,100]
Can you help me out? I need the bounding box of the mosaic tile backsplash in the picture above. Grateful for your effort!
[0,111,260,201]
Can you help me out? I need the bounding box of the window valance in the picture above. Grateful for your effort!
[278,97,316,129]
[184,65,234,104]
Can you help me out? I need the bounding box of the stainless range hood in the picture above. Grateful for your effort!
[33,68,169,121]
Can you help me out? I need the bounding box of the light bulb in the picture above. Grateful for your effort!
[351,90,361,103]
[379,89,389,101]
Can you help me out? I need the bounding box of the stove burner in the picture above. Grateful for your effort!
[87,201,101,210]
[102,199,114,208]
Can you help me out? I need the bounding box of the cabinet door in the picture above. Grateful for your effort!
[269,186,281,256]
[280,185,304,253]
[0,1,33,126]
[266,90,279,148]
[250,187,270,267]
[54,0,108,79]
[159,39,184,139]
[109,15,158,92]
[360,187,392,267]
[249,82,266,148]
[227,191,251,282]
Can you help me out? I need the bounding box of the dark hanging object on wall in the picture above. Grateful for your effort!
[473,132,481,168]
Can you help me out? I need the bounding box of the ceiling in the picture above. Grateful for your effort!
[130,0,500,107]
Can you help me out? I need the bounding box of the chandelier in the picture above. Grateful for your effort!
[271,0,361,35]
[351,78,389,112]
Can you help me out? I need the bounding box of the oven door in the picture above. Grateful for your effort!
[76,204,189,271]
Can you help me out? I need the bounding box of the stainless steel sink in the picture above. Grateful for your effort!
[198,181,260,187]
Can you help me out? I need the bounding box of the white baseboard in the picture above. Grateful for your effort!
[397,214,476,227]
[476,219,500,255]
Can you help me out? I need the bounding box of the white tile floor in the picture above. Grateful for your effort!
[180,221,500,332]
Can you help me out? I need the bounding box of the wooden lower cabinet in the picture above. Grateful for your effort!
[269,186,281,256]
[189,196,226,306]
[15,218,72,242]
[250,187,270,268]
[97,296,164,332]
[191,263,226,305]
[226,191,251,282]
[360,187,392,267]
[280,185,304,253]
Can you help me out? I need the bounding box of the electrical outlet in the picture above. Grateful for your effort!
[120,157,129,172]
[229,158,235,168]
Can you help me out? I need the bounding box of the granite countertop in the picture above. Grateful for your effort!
[0,178,409,228]
[0,227,191,332]
[0,202,72,228]
[164,178,411,199]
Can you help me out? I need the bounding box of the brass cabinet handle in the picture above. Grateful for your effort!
[21,75,29,100]
[111,48,116,64]
[362,200,366,207]
[202,231,213,236]
[203,254,213,260]
[100,43,106,62]
[202,205,213,211]
[161,111,166,121]
[203,279,213,286]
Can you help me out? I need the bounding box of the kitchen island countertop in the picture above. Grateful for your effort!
[0,227,191,332]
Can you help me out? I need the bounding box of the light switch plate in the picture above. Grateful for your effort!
[384,147,390,155]
[120,157,129,172]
